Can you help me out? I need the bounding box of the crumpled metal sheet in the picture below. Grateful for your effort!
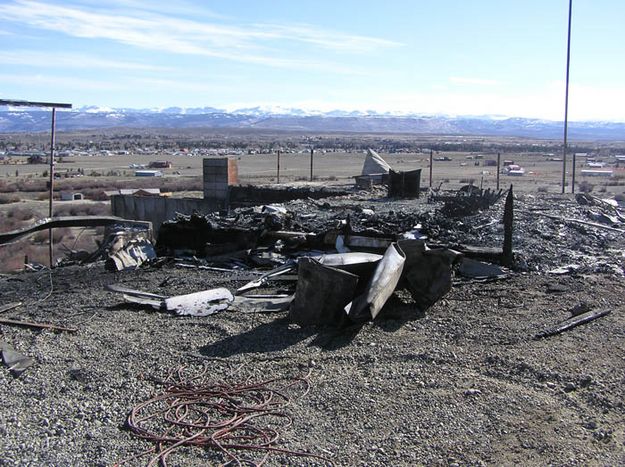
[345,243,406,323]
[164,288,234,317]
[317,252,383,278]
[106,238,157,271]
[398,239,461,311]
[289,257,359,326]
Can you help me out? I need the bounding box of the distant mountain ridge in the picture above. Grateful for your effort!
[0,106,624,140]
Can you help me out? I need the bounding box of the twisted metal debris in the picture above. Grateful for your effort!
[117,365,329,466]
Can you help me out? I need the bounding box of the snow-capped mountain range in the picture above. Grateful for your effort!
[0,105,624,140]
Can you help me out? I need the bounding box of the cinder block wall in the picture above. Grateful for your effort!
[203,158,238,202]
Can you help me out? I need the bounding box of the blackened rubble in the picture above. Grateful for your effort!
[157,189,624,276]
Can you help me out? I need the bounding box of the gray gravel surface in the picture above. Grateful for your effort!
[1,261,624,466]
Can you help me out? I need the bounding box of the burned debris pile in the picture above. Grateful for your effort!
[99,184,624,326]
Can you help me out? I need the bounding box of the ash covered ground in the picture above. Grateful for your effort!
[0,190,624,466]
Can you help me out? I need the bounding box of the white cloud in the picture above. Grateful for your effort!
[0,73,123,91]
[0,50,170,71]
[0,0,400,72]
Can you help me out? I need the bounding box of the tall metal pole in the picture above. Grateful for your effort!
[276,150,281,184]
[572,152,576,193]
[48,107,56,268]
[429,149,433,187]
[561,0,573,194]
[496,152,501,190]
[309,148,314,182]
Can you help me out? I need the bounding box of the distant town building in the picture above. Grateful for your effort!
[135,170,163,177]
[148,161,173,169]
[60,191,84,201]
[27,154,47,164]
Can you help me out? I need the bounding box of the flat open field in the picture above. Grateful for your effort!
[2,151,624,196]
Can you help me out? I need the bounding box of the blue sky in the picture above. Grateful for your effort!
[0,0,624,121]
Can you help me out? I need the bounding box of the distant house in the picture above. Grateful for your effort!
[135,170,163,177]
[27,154,46,164]
[148,161,172,169]
[506,164,525,176]
[484,159,497,167]
[60,191,84,201]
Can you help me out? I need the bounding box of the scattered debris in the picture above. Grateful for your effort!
[164,288,234,317]
[0,317,78,333]
[535,309,612,339]
[105,284,234,316]
[105,238,157,271]
[432,186,505,217]
[0,302,22,314]
[236,261,297,295]
[1,341,35,377]
[232,295,293,313]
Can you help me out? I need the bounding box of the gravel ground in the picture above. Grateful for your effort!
[0,261,624,466]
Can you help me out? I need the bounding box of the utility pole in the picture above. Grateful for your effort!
[496,152,501,190]
[309,148,314,182]
[48,108,56,267]
[561,0,573,194]
[429,149,433,187]
[276,150,281,184]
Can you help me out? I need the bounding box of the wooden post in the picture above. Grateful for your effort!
[309,148,314,181]
[429,149,433,187]
[48,107,56,268]
[276,150,281,184]
[503,185,513,266]
[496,152,501,190]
